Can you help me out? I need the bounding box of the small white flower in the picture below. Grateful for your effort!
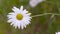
[29,0,45,7]
[7,6,32,29]
[56,32,60,34]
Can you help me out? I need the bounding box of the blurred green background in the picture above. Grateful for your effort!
[0,0,60,34]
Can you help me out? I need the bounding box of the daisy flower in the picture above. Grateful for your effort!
[7,6,32,29]
[56,32,60,34]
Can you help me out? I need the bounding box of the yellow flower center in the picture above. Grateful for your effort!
[16,14,23,20]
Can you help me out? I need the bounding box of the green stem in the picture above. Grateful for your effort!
[31,13,60,17]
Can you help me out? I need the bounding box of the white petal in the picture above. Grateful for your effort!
[21,24,24,29]
[7,19,12,22]
[23,9,28,13]
[17,24,20,29]
[12,6,20,13]
[20,6,23,10]
[8,12,14,15]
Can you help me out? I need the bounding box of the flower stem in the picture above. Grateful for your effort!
[31,13,60,17]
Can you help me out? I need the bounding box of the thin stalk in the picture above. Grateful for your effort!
[31,13,60,17]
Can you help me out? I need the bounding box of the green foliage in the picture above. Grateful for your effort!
[0,0,60,34]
